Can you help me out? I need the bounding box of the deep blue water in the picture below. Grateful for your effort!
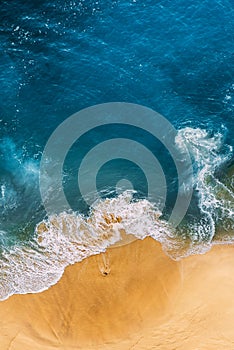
[0,0,233,242]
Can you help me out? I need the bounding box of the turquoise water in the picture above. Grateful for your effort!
[0,0,233,300]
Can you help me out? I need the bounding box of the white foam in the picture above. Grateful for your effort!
[176,127,234,242]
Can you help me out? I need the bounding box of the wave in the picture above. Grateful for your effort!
[0,138,39,216]
[176,128,233,244]
[0,127,233,301]
[0,191,173,301]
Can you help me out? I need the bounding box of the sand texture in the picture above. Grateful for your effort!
[1,238,234,349]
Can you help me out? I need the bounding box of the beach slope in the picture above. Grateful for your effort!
[1,238,234,349]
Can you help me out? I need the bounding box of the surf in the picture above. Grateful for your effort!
[0,127,233,301]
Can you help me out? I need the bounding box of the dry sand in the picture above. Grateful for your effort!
[1,237,234,349]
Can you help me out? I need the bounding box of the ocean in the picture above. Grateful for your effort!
[0,0,233,300]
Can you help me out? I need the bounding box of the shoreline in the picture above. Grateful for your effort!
[1,237,234,349]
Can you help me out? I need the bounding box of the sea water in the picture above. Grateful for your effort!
[0,0,233,300]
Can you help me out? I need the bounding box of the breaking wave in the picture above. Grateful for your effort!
[0,127,233,301]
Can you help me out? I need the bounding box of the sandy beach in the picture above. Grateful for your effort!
[1,237,234,349]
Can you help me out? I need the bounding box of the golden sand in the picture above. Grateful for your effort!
[1,237,234,349]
